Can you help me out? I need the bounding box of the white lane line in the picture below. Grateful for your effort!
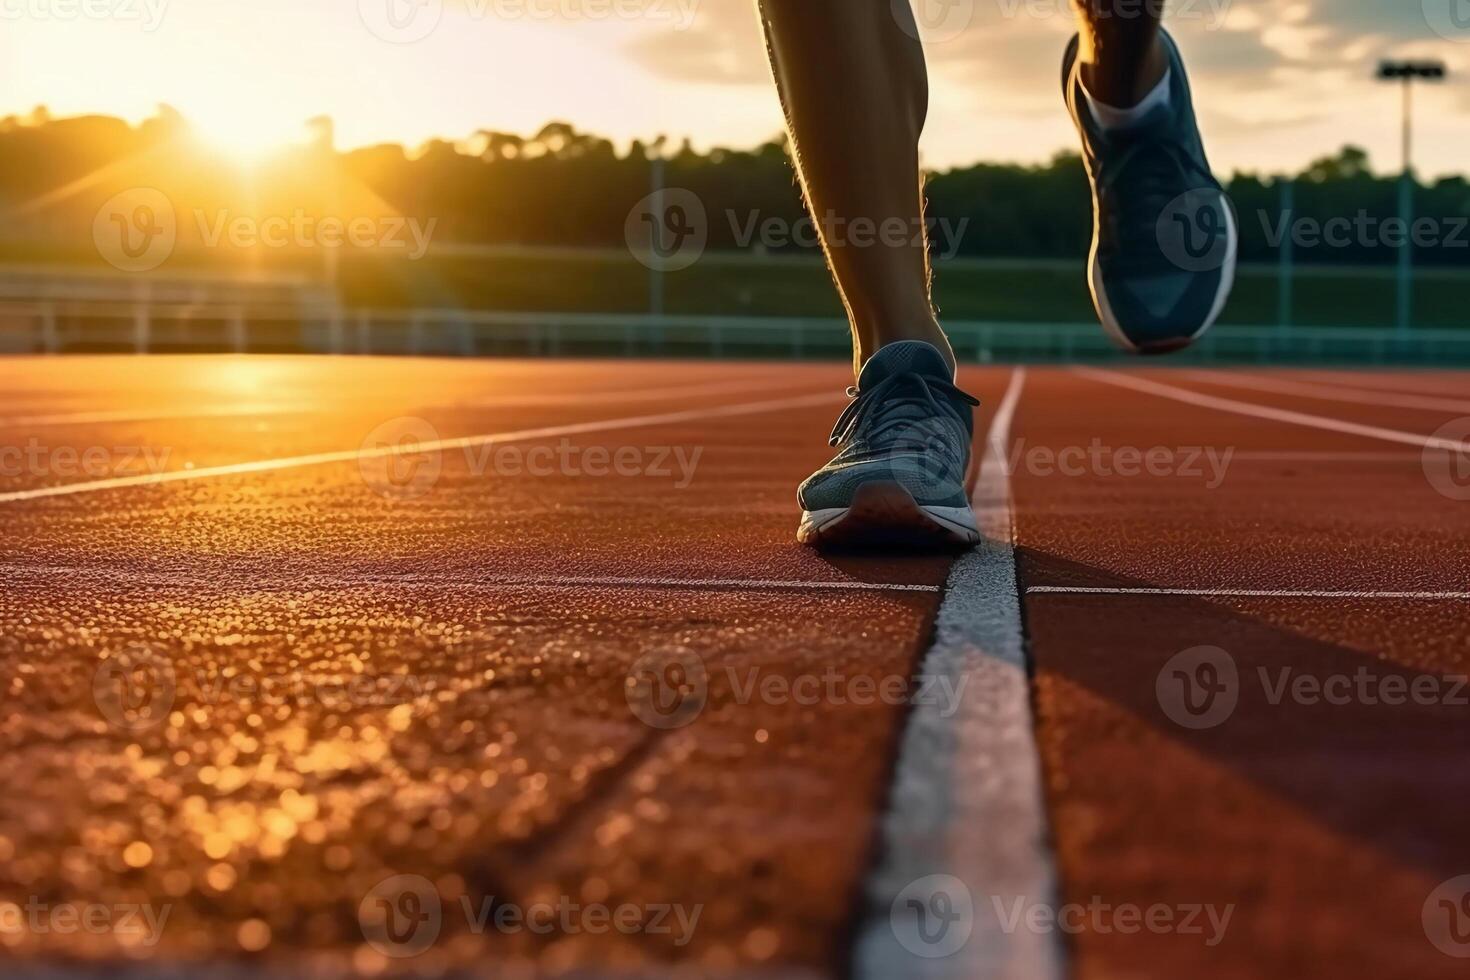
[1074,367,1470,453]
[856,368,1065,980]
[0,564,939,594]
[1298,370,1470,399]
[0,378,794,430]
[1228,450,1418,461]
[449,378,799,409]
[0,391,841,504]
[1029,586,1470,600]
[0,404,310,428]
[1180,370,1470,415]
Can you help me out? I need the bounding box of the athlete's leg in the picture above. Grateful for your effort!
[759,1,978,548]
[1073,0,1167,108]
[757,0,953,377]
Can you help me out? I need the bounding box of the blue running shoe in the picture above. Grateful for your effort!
[797,341,980,548]
[1063,30,1237,353]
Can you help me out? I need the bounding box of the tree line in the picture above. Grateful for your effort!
[1,108,1467,267]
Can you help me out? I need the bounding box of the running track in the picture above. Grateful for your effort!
[0,356,1468,978]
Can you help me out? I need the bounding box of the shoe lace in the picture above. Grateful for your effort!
[1101,136,1201,262]
[828,371,978,448]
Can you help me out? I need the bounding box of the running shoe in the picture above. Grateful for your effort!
[797,340,981,548]
[1063,29,1237,353]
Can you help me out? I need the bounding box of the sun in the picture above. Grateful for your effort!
[187,107,307,167]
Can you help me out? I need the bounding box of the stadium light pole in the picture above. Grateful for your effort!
[1376,60,1446,333]
[648,135,667,321]
[1277,177,1294,332]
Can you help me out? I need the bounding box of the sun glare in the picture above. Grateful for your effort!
[188,111,306,167]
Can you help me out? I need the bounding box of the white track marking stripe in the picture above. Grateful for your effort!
[0,404,310,428]
[0,564,938,594]
[856,367,1065,980]
[1029,586,1470,600]
[1074,368,1470,453]
[1180,371,1470,415]
[0,378,791,429]
[0,391,841,504]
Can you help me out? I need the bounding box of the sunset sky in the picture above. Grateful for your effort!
[4,0,1469,178]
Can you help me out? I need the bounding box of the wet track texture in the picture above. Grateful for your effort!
[1,356,1468,979]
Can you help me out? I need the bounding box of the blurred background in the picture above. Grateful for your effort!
[1,0,1467,363]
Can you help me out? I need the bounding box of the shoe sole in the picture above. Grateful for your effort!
[1064,31,1238,356]
[797,481,981,549]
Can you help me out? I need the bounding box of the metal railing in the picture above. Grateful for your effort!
[5,301,1470,365]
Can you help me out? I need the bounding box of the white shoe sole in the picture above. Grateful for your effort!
[1089,198,1237,355]
[797,481,981,549]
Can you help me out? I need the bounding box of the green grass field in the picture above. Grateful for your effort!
[337,249,1468,330]
[3,241,1465,330]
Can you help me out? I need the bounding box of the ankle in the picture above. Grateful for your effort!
[857,321,957,378]
[1079,33,1167,108]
